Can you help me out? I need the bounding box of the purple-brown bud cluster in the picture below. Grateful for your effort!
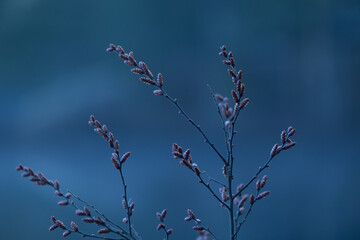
[172,143,201,177]
[107,44,165,97]
[270,126,297,158]
[156,209,173,237]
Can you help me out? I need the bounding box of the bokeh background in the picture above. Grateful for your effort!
[1,0,359,239]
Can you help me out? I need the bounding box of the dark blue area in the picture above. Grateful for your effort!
[1,0,359,239]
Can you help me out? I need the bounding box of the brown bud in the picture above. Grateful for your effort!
[157,73,163,87]
[120,152,131,164]
[257,191,271,200]
[70,221,78,231]
[16,164,23,171]
[54,180,60,190]
[161,209,167,219]
[239,194,248,208]
[249,194,255,205]
[239,98,249,109]
[215,93,224,101]
[49,224,58,231]
[156,223,165,231]
[62,230,71,237]
[75,209,86,216]
[227,69,236,78]
[140,77,155,85]
[288,127,296,136]
[194,166,201,176]
[283,141,296,150]
[82,217,94,223]
[260,175,268,188]
[184,216,191,221]
[98,228,110,234]
[270,143,279,158]
[231,90,239,103]
[192,226,205,231]
[187,209,196,219]
[84,206,91,216]
[167,228,173,235]
[123,218,128,223]
[281,130,287,144]
[57,200,69,206]
[111,157,120,169]
[153,90,163,96]
[237,184,244,193]
[256,180,261,191]
[131,68,144,75]
[56,220,66,230]
[239,207,245,215]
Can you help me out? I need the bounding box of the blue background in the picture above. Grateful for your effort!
[1,0,359,239]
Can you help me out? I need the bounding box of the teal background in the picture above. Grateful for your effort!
[1,0,359,239]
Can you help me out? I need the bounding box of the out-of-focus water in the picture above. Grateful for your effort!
[1,0,359,239]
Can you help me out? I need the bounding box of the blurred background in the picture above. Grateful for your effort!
[1,0,359,239]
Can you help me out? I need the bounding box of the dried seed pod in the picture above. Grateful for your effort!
[49,224,58,231]
[156,223,165,231]
[98,228,110,234]
[120,152,131,164]
[249,194,255,205]
[257,191,271,200]
[260,175,268,188]
[153,90,163,96]
[62,230,71,237]
[157,73,163,87]
[283,141,296,150]
[270,143,279,158]
[70,221,78,231]
[281,130,287,144]
[139,77,155,85]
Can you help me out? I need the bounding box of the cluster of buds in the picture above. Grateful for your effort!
[216,45,249,129]
[89,115,131,170]
[49,216,72,237]
[106,44,164,96]
[270,126,297,158]
[16,164,73,206]
[156,209,173,237]
[76,206,112,234]
[234,193,248,216]
[219,186,229,202]
[184,210,211,240]
[172,143,201,176]
[122,199,135,217]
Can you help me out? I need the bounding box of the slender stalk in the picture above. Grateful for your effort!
[118,166,135,239]
[158,86,227,165]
